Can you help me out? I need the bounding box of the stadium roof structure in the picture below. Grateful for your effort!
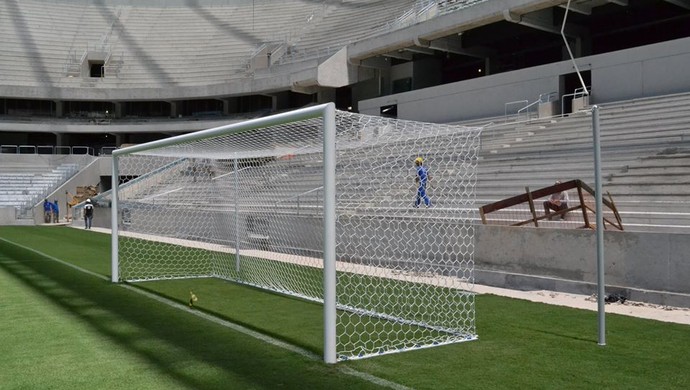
[1,0,688,101]
[0,0,689,150]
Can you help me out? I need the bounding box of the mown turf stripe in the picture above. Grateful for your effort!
[0,236,410,390]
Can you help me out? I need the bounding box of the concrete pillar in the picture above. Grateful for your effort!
[170,101,178,118]
[113,102,122,118]
[317,88,336,104]
[54,100,63,117]
[54,132,64,148]
[220,99,230,115]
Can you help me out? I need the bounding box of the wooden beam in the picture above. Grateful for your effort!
[526,186,539,227]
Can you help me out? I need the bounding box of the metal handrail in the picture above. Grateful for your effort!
[516,91,559,119]
[0,145,97,155]
[55,146,72,155]
[1,145,19,153]
[79,48,88,65]
[71,146,91,155]
[275,186,324,216]
[540,91,558,103]
[37,145,54,154]
[99,146,117,156]
[516,99,540,117]
[561,86,591,116]
[504,100,528,122]
[18,145,37,154]
[517,91,558,119]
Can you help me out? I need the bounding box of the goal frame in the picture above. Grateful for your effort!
[111,103,339,363]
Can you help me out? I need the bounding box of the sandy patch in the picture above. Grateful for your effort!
[473,284,690,326]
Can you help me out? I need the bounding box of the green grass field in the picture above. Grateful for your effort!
[1,226,688,389]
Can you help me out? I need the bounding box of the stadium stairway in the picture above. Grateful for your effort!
[0,160,82,220]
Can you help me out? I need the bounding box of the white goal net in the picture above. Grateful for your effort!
[111,103,481,362]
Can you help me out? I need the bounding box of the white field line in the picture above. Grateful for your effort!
[0,235,412,389]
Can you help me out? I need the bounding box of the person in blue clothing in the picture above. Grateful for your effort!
[52,199,60,223]
[414,157,432,208]
[43,199,52,223]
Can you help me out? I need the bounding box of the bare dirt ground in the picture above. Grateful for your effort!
[473,284,690,325]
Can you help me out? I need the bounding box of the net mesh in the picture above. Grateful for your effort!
[115,109,481,361]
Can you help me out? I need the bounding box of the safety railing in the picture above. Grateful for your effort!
[99,146,118,156]
[0,145,98,155]
[504,100,528,122]
[516,91,559,120]
[274,186,323,216]
[504,91,559,123]
[540,91,558,103]
[516,100,540,120]
[55,146,73,155]
[561,86,591,116]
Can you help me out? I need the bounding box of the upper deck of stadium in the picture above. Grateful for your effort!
[0,0,421,100]
[2,0,688,102]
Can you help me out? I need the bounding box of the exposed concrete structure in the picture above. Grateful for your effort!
[475,225,690,308]
[359,37,690,122]
[0,207,16,225]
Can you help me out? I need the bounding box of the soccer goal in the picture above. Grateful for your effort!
[111,103,482,362]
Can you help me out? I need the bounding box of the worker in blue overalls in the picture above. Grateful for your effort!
[414,157,431,208]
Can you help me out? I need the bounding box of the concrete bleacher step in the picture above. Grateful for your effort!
[61,93,688,234]
[0,158,85,214]
[0,0,429,88]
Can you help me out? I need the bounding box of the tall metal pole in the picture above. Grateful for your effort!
[111,155,120,283]
[234,158,240,273]
[561,0,589,96]
[592,105,606,346]
[322,103,337,364]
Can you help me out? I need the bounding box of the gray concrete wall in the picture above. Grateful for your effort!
[98,205,690,307]
[269,216,690,307]
[359,37,690,123]
[0,207,15,225]
[475,225,690,307]
[592,38,690,102]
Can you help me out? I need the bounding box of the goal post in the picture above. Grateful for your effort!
[112,103,338,361]
[111,103,481,362]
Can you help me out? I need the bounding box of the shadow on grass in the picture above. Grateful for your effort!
[521,327,598,343]
[133,280,325,357]
[0,241,373,390]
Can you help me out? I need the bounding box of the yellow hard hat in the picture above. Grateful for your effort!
[414,157,423,164]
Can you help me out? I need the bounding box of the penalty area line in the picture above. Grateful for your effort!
[0,237,411,390]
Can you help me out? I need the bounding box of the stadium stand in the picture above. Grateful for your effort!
[279,0,419,62]
[100,90,690,233]
[472,92,690,232]
[1,0,690,307]
[0,155,91,219]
